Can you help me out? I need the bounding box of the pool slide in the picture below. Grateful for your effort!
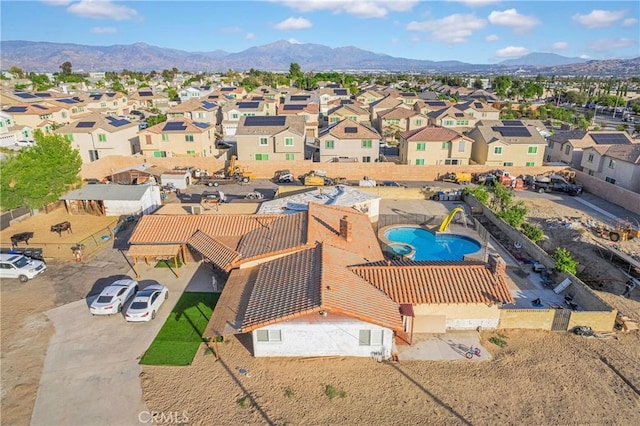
[438,207,465,232]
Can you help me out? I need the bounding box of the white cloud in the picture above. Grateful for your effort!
[588,38,635,51]
[579,54,590,59]
[245,33,256,40]
[220,26,243,34]
[573,10,626,28]
[495,46,529,58]
[42,0,73,5]
[485,34,499,42]
[407,14,486,44]
[446,0,502,6]
[90,26,117,34]
[274,17,312,30]
[622,18,638,27]
[270,0,418,18]
[288,38,301,44]
[552,41,568,50]
[488,9,539,33]
[67,0,138,21]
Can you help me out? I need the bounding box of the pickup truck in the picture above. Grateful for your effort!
[532,175,583,196]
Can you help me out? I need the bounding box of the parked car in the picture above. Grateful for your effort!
[138,122,149,130]
[201,190,227,203]
[124,284,169,322]
[0,253,47,282]
[378,180,405,187]
[90,278,139,315]
[15,140,35,147]
[130,110,145,119]
[244,191,264,200]
[216,141,233,149]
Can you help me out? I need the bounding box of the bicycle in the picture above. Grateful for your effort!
[464,346,481,359]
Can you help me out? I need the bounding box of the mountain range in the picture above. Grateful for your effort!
[2,40,638,76]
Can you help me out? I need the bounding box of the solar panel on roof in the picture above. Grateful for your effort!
[493,127,531,137]
[591,133,630,145]
[474,102,483,108]
[90,94,102,100]
[340,100,354,104]
[32,104,48,110]
[251,96,264,101]
[76,122,96,128]
[429,101,446,106]
[502,120,524,126]
[139,91,153,96]
[106,116,130,127]
[334,89,348,95]
[244,116,286,126]
[163,121,187,131]
[14,92,37,99]
[5,106,27,113]
[221,87,234,91]
[193,122,209,129]
[290,95,309,101]
[344,127,358,134]
[454,113,464,117]
[238,101,259,108]
[106,92,116,97]
[201,101,217,109]
[283,104,304,111]
[58,98,79,104]
[400,92,414,96]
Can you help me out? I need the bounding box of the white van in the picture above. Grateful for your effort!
[0,253,47,282]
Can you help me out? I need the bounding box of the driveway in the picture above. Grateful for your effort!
[397,332,490,361]
[31,253,216,426]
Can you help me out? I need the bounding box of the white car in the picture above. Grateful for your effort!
[0,253,47,282]
[15,140,35,148]
[125,284,169,322]
[90,279,139,316]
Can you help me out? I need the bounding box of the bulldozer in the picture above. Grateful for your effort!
[608,220,640,242]
[298,170,345,186]
[226,155,256,183]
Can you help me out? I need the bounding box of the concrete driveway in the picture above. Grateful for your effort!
[31,253,217,426]
[397,332,490,361]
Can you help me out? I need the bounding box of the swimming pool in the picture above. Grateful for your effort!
[383,226,481,261]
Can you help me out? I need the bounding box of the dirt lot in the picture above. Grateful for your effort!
[2,197,639,425]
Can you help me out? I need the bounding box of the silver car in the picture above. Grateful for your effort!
[90,279,139,316]
[125,284,169,322]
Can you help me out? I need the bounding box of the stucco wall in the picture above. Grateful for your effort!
[568,310,618,332]
[499,309,555,330]
[575,170,640,214]
[413,303,501,330]
[252,320,393,358]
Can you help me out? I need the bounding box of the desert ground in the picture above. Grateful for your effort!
[1,196,639,425]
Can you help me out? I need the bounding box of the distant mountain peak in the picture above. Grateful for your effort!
[498,52,589,67]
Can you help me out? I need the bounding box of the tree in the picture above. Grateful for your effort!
[288,62,303,86]
[147,114,167,127]
[493,76,511,98]
[552,247,578,275]
[0,130,81,210]
[60,61,72,75]
[521,222,545,243]
[8,66,24,78]
[473,78,484,89]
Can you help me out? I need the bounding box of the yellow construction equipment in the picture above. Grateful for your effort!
[226,155,255,183]
[441,172,472,185]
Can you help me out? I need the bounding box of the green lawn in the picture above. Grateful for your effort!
[140,292,219,366]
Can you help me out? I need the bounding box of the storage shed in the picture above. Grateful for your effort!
[161,169,192,190]
[60,184,161,216]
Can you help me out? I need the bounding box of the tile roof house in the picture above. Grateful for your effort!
[580,142,640,193]
[82,92,131,117]
[377,107,429,141]
[248,85,280,101]
[468,120,547,166]
[2,103,69,129]
[318,87,351,116]
[413,99,452,116]
[546,130,634,169]
[277,102,320,138]
[369,95,406,129]
[138,118,217,158]
[427,106,478,132]
[235,115,306,161]
[178,86,214,102]
[0,111,35,145]
[355,90,385,106]
[211,86,247,100]
[317,118,382,163]
[220,100,269,137]
[167,98,220,125]
[54,112,141,163]
[327,104,371,126]
[398,126,474,166]
[128,89,170,112]
[455,100,500,121]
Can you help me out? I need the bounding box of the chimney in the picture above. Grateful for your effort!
[488,253,506,276]
[339,215,353,242]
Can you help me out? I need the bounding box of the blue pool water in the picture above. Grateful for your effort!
[384,227,481,261]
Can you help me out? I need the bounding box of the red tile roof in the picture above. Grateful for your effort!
[349,261,514,305]
[187,230,240,272]
[400,126,471,143]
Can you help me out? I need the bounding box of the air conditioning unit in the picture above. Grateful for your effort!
[190,205,202,215]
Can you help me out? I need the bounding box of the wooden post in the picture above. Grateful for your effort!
[134,256,140,279]
[212,338,220,361]
[181,244,187,265]
[174,256,179,278]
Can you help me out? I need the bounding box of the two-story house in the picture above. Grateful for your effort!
[327,104,371,126]
[249,85,280,101]
[355,90,385,106]
[581,143,640,193]
[369,95,406,129]
[83,92,131,116]
[317,119,382,163]
[167,98,220,125]
[129,89,170,112]
[427,106,477,132]
[55,112,140,163]
[213,86,247,100]
[235,115,306,162]
[178,86,213,102]
[0,111,32,145]
[277,103,320,138]
[398,126,473,166]
[546,131,634,169]
[2,103,69,130]
[221,100,269,137]
[468,120,547,166]
[139,118,216,158]
[413,100,452,116]
[455,100,500,121]
[318,87,351,116]
[377,107,429,141]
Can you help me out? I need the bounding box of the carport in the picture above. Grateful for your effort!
[127,244,187,278]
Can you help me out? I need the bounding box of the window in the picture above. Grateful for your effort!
[494,146,503,155]
[548,141,554,149]
[416,143,426,151]
[458,141,465,152]
[455,120,469,126]
[362,139,372,148]
[185,135,194,142]
[187,150,195,155]
[362,156,371,162]
[415,159,425,165]
[416,119,422,126]
[259,137,268,146]
[605,177,616,184]
[284,137,294,146]
[153,151,167,158]
[331,117,340,123]
[588,153,594,163]
[256,329,281,342]
[197,112,205,119]
[503,162,514,166]
[441,142,450,150]
[65,134,74,142]
[232,113,239,119]
[61,111,68,119]
[98,134,107,142]
[445,159,459,165]
[162,133,169,141]
[285,153,294,160]
[565,145,570,155]
[89,150,99,162]
[525,162,535,167]
[608,159,615,169]
[325,140,334,149]
[444,120,454,126]
[387,119,400,125]
[255,153,269,160]
[527,146,538,154]
[359,330,383,346]
[113,101,118,106]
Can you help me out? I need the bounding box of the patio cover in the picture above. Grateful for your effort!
[127,244,184,278]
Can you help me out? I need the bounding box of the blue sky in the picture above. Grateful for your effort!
[2,0,638,64]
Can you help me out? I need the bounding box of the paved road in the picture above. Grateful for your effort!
[31,248,215,426]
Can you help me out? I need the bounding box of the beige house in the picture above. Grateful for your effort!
[81,92,131,116]
[221,100,269,137]
[0,111,33,145]
[581,143,640,192]
[327,104,370,126]
[546,131,634,169]
[247,95,278,116]
[369,95,405,128]
[455,100,500,121]
[167,98,220,124]
[235,115,306,162]
[139,118,217,158]
[248,85,280,101]
[317,118,381,163]
[318,87,350,116]
[413,99,452,116]
[55,112,140,163]
[355,90,385,106]
[377,107,429,141]
[212,86,247,100]
[129,89,170,111]
[277,103,320,138]
[398,125,473,166]
[2,103,69,128]
[389,91,419,105]
[468,120,547,166]
[427,106,477,132]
